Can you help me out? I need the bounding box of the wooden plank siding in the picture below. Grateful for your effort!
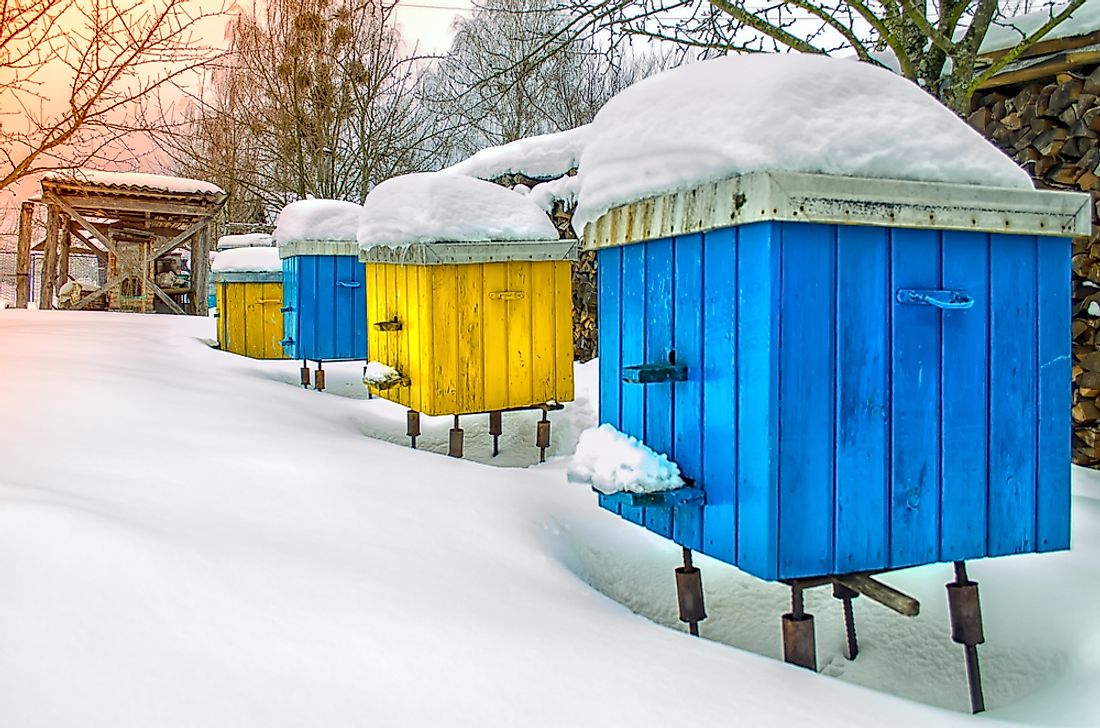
[595,221,1071,581]
[364,261,574,417]
[215,281,286,360]
[281,255,367,362]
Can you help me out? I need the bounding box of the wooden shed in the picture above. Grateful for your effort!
[590,171,1089,581]
[16,170,226,314]
[212,247,285,359]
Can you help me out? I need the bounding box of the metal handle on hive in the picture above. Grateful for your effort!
[280,306,293,313]
[489,290,524,301]
[896,288,974,310]
[622,350,688,384]
[337,281,362,289]
[374,317,403,331]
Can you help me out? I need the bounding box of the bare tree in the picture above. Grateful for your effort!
[165,0,442,219]
[514,0,1092,114]
[0,0,226,192]
[423,0,672,161]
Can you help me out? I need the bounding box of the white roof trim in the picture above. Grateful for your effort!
[582,171,1092,251]
[278,240,359,258]
[358,239,577,265]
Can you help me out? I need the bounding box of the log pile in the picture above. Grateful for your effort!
[971,66,1100,466]
[490,171,598,362]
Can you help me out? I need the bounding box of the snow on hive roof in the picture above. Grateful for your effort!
[571,54,1034,235]
[273,199,362,245]
[442,125,590,181]
[980,0,1100,55]
[216,233,275,251]
[42,169,225,197]
[210,246,281,274]
[357,172,559,248]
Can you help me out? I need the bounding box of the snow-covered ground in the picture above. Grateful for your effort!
[1,310,1098,726]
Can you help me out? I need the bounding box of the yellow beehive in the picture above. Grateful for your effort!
[211,247,285,359]
[361,241,577,416]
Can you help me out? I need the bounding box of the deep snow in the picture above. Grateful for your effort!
[0,310,1098,726]
[210,246,282,273]
[357,172,559,246]
[571,54,1034,235]
[274,199,362,244]
[41,169,224,195]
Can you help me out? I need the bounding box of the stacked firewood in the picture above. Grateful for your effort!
[490,171,598,363]
[971,66,1100,465]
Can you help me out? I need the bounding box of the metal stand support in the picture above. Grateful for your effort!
[536,409,551,463]
[782,583,817,671]
[363,365,373,399]
[947,561,986,714]
[832,583,860,660]
[448,414,464,458]
[315,362,325,392]
[489,411,502,457]
[675,547,706,636]
[406,410,420,449]
[300,361,310,388]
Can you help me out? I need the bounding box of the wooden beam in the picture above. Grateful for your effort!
[191,223,211,316]
[39,204,59,309]
[72,274,123,311]
[147,278,186,315]
[832,574,920,617]
[43,192,120,258]
[16,201,33,308]
[979,28,1100,63]
[979,49,1100,89]
[57,214,72,290]
[151,216,212,260]
[38,192,218,218]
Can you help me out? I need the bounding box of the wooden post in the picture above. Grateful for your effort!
[191,223,210,315]
[57,215,72,289]
[16,202,32,308]
[39,204,60,309]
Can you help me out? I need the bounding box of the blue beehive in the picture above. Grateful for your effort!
[279,247,366,362]
[590,171,1090,581]
[275,201,367,366]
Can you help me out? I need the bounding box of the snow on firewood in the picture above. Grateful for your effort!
[568,423,684,495]
[274,199,362,244]
[572,53,1034,235]
[443,125,590,181]
[357,172,558,247]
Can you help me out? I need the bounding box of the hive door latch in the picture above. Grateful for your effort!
[896,288,974,310]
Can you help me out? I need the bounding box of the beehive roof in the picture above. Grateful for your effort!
[571,53,1034,235]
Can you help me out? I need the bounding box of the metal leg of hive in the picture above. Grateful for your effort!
[363,365,373,399]
[782,583,817,671]
[448,415,463,458]
[406,410,420,449]
[675,547,706,637]
[314,362,325,392]
[832,582,860,660]
[536,408,551,463]
[488,411,502,457]
[947,561,986,714]
[300,361,310,388]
